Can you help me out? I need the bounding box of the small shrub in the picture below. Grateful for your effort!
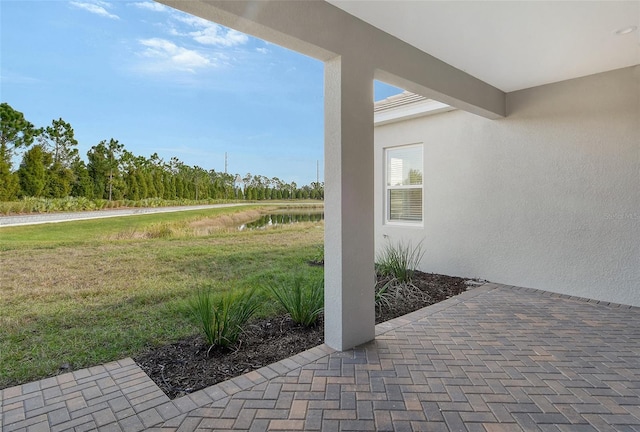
[376,277,431,305]
[309,244,324,266]
[375,240,425,283]
[267,275,324,326]
[11,200,28,214]
[20,197,47,213]
[374,279,394,312]
[0,202,13,215]
[191,288,262,348]
[146,223,174,238]
[77,197,89,210]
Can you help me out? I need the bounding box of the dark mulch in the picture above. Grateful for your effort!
[134,271,471,399]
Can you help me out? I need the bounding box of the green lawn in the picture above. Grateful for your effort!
[0,204,324,388]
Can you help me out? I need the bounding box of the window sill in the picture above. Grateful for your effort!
[384,220,424,228]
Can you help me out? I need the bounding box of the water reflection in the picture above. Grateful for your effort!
[238,212,324,230]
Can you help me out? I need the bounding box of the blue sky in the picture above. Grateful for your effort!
[1,0,402,186]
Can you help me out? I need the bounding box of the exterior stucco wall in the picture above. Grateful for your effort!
[375,66,640,306]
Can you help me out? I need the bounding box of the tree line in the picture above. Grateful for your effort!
[0,103,324,202]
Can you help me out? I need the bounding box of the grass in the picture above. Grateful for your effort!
[0,204,324,388]
[191,288,263,348]
[0,205,263,247]
[375,239,425,283]
[266,274,324,327]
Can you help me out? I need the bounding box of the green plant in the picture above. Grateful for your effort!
[375,239,425,283]
[146,223,174,238]
[374,279,394,312]
[267,275,324,326]
[309,244,324,266]
[0,209,323,387]
[191,288,262,348]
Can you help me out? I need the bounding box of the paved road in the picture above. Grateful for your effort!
[0,203,249,227]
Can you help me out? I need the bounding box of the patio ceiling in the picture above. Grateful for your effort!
[328,0,640,92]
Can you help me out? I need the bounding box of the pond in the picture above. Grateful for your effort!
[238,211,324,230]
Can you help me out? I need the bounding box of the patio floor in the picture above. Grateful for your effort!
[2,283,640,431]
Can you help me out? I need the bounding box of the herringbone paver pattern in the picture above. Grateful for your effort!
[3,283,640,431]
[155,285,640,431]
[0,358,170,432]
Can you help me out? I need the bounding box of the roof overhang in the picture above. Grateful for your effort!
[157,0,506,119]
[374,92,455,126]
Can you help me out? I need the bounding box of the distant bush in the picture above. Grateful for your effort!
[267,275,324,327]
[0,196,235,215]
[191,288,262,348]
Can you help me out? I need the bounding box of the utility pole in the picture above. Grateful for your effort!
[224,152,228,174]
[316,160,319,185]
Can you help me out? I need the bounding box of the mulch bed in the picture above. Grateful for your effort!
[134,271,471,399]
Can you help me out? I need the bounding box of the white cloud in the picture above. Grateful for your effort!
[256,47,268,54]
[125,5,253,78]
[192,26,248,47]
[174,14,210,28]
[138,38,213,73]
[131,2,168,12]
[69,1,120,20]
[172,15,249,47]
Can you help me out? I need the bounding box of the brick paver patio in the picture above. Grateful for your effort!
[2,283,639,431]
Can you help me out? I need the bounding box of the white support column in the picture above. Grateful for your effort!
[324,55,376,351]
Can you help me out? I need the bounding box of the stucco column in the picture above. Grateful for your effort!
[324,55,375,351]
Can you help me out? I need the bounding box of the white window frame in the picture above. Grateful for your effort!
[384,143,423,226]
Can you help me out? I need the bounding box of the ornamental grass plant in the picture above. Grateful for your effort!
[191,288,263,348]
[375,239,425,283]
[267,274,324,327]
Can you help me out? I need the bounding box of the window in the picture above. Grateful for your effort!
[385,144,423,223]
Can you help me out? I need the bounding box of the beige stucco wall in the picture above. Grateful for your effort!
[375,66,640,307]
